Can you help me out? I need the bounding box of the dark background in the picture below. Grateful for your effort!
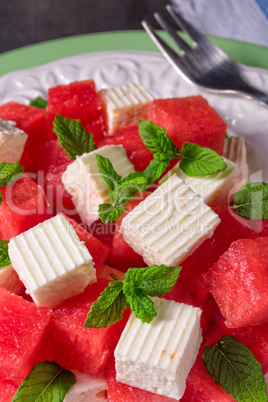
[0,0,172,54]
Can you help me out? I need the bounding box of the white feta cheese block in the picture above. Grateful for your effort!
[64,370,107,402]
[99,82,153,134]
[0,118,28,163]
[120,174,220,266]
[0,264,24,294]
[62,145,135,226]
[8,214,96,309]
[115,297,202,400]
[223,135,249,183]
[159,157,243,207]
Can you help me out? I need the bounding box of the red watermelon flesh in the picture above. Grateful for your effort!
[0,380,17,401]
[37,140,79,218]
[97,125,153,172]
[147,96,227,155]
[179,205,258,302]
[50,279,129,376]
[0,288,53,386]
[0,102,50,172]
[106,359,177,401]
[107,191,151,271]
[47,79,106,143]
[205,237,268,328]
[89,220,115,248]
[60,213,111,272]
[0,175,52,240]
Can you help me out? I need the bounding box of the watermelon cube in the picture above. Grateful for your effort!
[0,380,17,401]
[107,191,151,271]
[0,175,52,240]
[60,213,111,272]
[206,237,268,328]
[179,205,258,302]
[47,79,106,143]
[0,102,50,172]
[0,288,53,386]
[106,360,177,401]
[97,125,153,172]
[50,280,129,376]
[147,96,227,155]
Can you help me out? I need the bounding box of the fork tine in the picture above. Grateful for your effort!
[154,12,190,54]
[166,4,206,45]
[141,20,183,66]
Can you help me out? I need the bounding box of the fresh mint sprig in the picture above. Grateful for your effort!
[12,361,76,401]
[84,264,182,328]
[53,114,97,160]
[232,182,268,220]
[202,335,267,401]
[30,96,47,109]
[139,120,227,184]
[0,240,11,269]
[96,155,147,224]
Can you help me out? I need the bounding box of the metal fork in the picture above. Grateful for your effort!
[142,5,268,108]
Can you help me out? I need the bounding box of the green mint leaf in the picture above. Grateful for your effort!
[233,182,268,220]
[121,172,147,190]
[123,269,157,323]
[12,361,76,402]
[0,162,24,186]
[96,154,122,191]
[139,265,182,296]
[53,114,97,160]
[84,280,129,328]
[139,120,179,156]
[179,142,227,176]
[202,335,267,402]
[30,96,47,109]
[0,240,11,269]
[111,181,143,207]
[143,157,170,185]
[98,203,126,224]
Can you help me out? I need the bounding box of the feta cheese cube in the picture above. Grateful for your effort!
[62,145,135,226]
[159,157,243,207]
[0,118,28,163]
[115,297,202,400]
[99,83,153,134]
[120,174,220,266]
[223,135,249,183]
[64,370,107,402]
[8,215,96,308]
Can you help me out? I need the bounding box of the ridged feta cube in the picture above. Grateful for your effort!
[115,298,202,400]
[64,370,107,402]
[0,118,28,163]
[120,174,220,266]
[8,215,96,308]
[99,83,153,134]
[159,158,243,207]
[62,145,135,226]
[223,135,249,182]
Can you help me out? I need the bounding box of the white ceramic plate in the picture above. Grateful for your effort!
[0,50,268,180]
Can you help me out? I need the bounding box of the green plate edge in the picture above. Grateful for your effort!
[0,30,267,77]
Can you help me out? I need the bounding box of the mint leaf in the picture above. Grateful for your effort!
[139,265,182,296]
[30,96,47,109]
[0,240,11,269]
[0,162,24,186]
[233,182,268,220]
[84,280,129,328]
[121,172,147,190]
[12,361,76,402]
[143,157,170,185]
[202,335,267,402]
[179,142,227,176]
[139,120,179,156]
[123,269,157,323]
[53,114,97,160]
[96,154,122,191]
[98,203,126,224]
[111,181,145,207]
